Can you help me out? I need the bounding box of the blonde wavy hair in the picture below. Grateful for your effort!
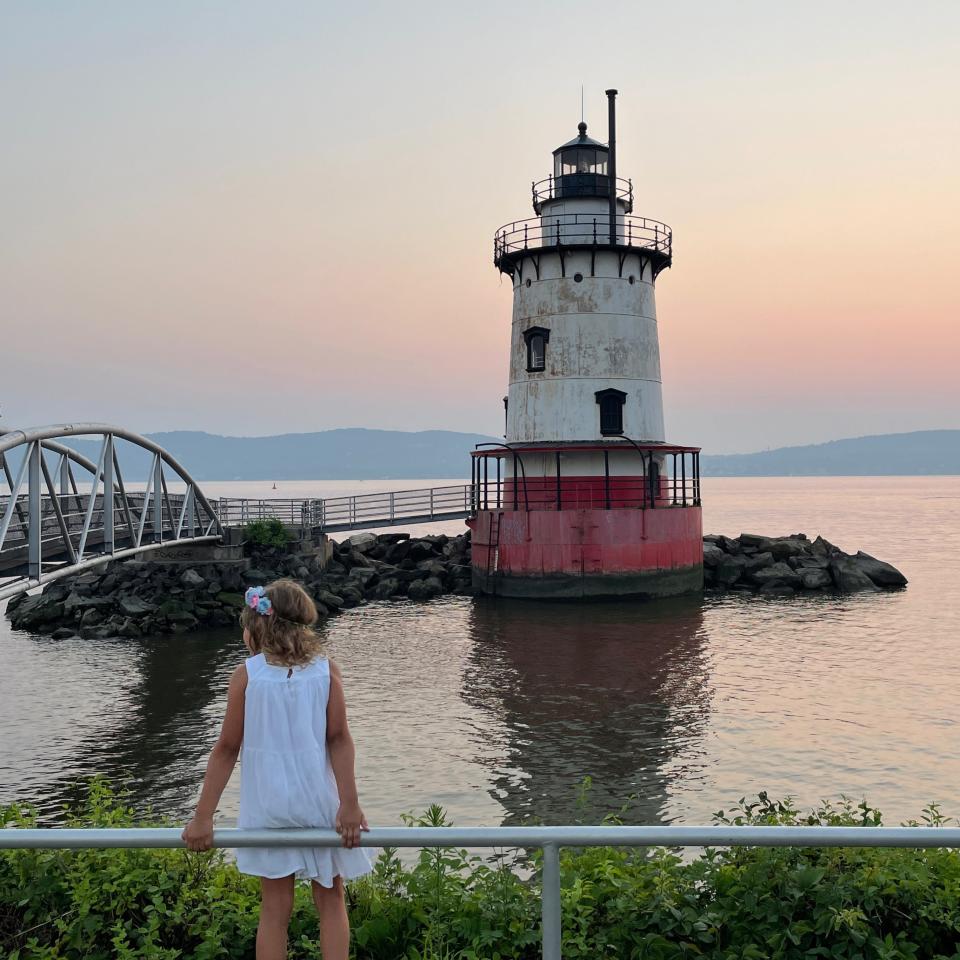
[240,579,323,667]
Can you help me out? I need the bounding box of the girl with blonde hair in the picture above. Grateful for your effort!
[183,579,371,960]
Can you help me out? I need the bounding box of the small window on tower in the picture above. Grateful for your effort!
[523,326,550,373]
[595,389,627,436]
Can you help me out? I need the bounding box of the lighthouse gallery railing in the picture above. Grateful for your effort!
[494,212,672,269]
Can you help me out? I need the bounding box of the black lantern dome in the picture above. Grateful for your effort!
[553,122,609,177]
[550,121,610,200]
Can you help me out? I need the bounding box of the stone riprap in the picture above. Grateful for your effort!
[5,531,474,640]
[5,530,906,639]
[703,533,907,596]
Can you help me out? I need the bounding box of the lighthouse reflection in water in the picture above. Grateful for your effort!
[463,597,709,825]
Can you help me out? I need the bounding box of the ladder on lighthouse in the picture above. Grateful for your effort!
[485,510,502,594]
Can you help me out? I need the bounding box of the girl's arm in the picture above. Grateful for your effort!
[327,660,369,849]
[182,664,247,851]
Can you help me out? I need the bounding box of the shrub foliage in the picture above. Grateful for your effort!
[2,783,960,958]
[242,519,290,550]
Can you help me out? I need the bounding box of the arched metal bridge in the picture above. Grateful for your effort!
[0,425,222,602]
[0,423,474,603]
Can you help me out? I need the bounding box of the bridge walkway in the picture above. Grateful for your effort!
[217,483,474,534]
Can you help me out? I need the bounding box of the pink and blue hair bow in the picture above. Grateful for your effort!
[244,586,273,616]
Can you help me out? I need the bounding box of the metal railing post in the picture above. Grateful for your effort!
[542,842,561,960]
[27,442,41,580]
[153,456,163,543]
[102,434,114,554]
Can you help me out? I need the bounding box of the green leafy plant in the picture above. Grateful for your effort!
[243,518,290,549]
[4,780,960,959]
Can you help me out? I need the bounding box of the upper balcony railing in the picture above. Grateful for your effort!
[532,174,634,214]
[494,213,672,274]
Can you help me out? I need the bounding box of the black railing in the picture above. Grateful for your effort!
[470,447,700,514]
[494,213,672,271]
[532,175,633,214]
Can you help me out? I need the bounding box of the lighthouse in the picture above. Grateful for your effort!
[468,90,703,599]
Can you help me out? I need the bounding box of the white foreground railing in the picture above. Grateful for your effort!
[4,824,960,960]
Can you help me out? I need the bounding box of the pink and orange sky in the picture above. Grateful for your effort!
[2,1,957,453]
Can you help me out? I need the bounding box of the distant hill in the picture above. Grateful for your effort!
[700,430,960,476]
[10,427,959,481]
[64,429,499,481]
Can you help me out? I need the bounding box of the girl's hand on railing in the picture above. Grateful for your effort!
[181,814,214,852]
[335,801,369,849]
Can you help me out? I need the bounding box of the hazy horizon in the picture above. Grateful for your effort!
[2,1,958,454]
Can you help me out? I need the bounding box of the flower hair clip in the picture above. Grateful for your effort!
[244,586,273,616]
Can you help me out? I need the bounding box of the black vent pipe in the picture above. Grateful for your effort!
[606,88,617,245]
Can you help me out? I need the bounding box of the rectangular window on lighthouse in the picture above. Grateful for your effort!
[523,327,550,373]
[595,389,627,436]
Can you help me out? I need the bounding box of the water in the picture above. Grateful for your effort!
[1,477,958,828]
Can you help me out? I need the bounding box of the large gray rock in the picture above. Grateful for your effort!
[371,578,401,600]
[407,576,443,601]
[317,590,344,610]
[9,593,65,629]
[118,595,156,617]
[810,536,843,558]
[742,551,775,573]
[702,543,725,567]
[852,552,907,588]
[339,586,363,608]
[715,555,748,587]
[750,562,802,589]
[64,593,113,614]
[829,557,880,594]
[348,567,378,587]
[180,568,206,589]
[717,535,742,554]
[800,567,833,589]
[157,598,199,622]
[756,538,809,561]
[407,541,439,561]
[346,532,378,554]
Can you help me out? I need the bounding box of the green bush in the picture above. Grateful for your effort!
[242,519,290,550]
[3,783,960,959]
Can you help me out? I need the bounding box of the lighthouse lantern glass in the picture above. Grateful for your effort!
[555,148,608,178]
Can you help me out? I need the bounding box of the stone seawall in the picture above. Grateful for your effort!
[5,529,906,639]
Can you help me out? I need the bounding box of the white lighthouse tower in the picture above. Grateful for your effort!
[468,90,703,599]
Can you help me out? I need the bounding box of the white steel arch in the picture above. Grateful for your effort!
[0,424,222,601]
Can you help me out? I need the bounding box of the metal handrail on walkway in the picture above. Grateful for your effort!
[4,824,960,960]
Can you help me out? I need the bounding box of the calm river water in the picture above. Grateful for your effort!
[1,477,958,828]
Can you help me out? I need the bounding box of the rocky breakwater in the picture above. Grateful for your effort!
[703,533,907,596]
[5,531,474,639]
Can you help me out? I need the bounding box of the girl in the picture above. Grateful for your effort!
[182,579,371,960]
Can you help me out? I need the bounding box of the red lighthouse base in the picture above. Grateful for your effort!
[467,505,703,600]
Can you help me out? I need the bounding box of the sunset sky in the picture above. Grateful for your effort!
[2,1,957,453]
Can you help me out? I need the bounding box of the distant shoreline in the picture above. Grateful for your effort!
[2,428,956,481]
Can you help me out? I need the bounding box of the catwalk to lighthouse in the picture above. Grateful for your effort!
[468,90,703,599]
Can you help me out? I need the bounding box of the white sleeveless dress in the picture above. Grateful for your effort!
[235,653,373,885]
